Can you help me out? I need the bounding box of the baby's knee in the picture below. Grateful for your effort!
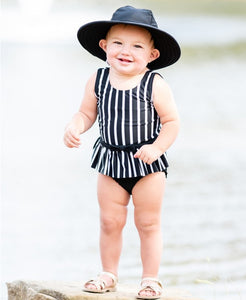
[100,215,126,234]
[135,218,160,235]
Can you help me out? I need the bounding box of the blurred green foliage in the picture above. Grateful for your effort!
[50,0,246,15]
[3,0,246,15]
[182,41,246,60]
[138,0,246,16]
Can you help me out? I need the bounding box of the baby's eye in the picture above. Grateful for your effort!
[134,44,143,49]
[114,41,122,45]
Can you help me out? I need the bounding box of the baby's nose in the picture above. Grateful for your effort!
[120,44,131,54]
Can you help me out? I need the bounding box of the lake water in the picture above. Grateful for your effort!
[1,5,246,300]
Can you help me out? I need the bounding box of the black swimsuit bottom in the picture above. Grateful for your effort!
[113,176,143,194]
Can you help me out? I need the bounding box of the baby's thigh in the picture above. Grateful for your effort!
[132,172,166,220]
[97,174,130,217]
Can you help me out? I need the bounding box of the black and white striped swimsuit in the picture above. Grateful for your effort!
[91,67,169,178]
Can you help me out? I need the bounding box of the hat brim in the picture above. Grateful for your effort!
[77,20,181,70]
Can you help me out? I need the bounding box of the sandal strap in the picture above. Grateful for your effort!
[101,271,118,284]
[86,278,106,290]
[84,272,117,292]
[140,277,163,293]
[141,277,162,285]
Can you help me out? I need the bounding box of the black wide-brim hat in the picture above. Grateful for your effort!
[77,6,181,70]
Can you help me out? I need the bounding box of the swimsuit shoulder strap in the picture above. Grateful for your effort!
[94,67,109,98]
[139,70,162,101]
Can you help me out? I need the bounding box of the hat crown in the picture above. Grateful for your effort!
[111,6,158,28]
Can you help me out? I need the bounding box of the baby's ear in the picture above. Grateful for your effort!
[99,39,107,52]
[149,48,160,62]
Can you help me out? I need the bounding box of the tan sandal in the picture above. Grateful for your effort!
[83,271,118,293]
[137,277,163,299]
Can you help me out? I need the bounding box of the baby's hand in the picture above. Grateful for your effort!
[134,144,162,165]
[64,126,81,148]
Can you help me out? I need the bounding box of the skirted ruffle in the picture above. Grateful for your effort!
[91,137,169,178]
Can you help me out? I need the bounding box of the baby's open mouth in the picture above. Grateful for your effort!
[118,58,132,63]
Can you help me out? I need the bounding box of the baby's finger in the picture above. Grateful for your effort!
[134,150,148,163]
[70,133,81,144]
[141,155,149,164]
[65,133,81,147]
[67,140,80,148]
[70,129,80,141]
[134,148,141,158]
[64,137,78,148]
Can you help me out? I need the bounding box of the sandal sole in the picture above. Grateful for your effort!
[83,287,117,293]
[136,296,161,300]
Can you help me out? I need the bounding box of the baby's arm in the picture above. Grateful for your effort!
[134,74,180,164]
[64,72,97,148]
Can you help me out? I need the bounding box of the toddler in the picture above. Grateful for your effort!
[64,5,181,299]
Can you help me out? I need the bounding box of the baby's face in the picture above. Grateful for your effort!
[99,24,159,75]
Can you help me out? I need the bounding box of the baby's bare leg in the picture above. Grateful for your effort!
[132,172,165,279]
[85,174,130,291]
[98,174,130,275]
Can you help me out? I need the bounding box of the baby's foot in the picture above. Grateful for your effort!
[137,278,162,299]
[83,271,117,293]
[138,287,156,297]
[84,274,113,291]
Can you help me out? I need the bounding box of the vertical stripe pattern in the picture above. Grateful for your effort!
[92,67,169,178]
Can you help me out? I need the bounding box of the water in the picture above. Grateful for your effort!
[1,4,246,300]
